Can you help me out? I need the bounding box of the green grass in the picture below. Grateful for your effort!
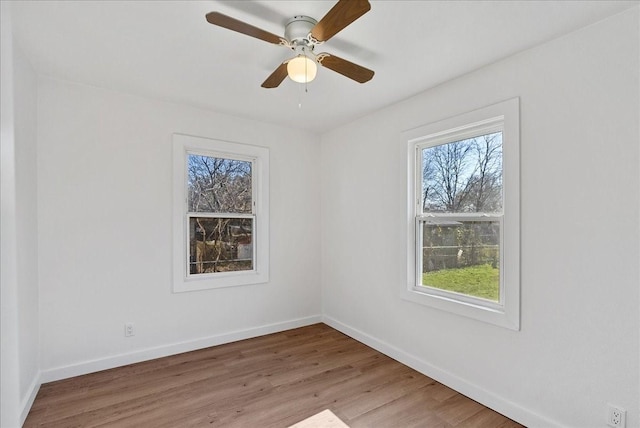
[423,264,499,301]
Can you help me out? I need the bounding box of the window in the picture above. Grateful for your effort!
[187,155,254,274]
[173,134,269,292]
[404,98,520,330]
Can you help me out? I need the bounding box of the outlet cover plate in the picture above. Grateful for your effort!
[607,404,626,428]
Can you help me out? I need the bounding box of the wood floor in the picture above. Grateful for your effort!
[25,324,524,428]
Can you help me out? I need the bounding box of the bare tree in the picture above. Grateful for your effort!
[422,132,502,213]
[423,139,475,212]
[188,155,252,213]
[470,133,502,212]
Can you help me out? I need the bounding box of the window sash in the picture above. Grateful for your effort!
[186,150,257,216]
[185,213,256,279]
[414,216,504,310]
[415,125,504,217]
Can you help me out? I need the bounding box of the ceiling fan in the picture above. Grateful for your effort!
[205,0,374,88]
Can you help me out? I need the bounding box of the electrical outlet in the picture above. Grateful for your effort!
[124,322,135,337]
[607,404,626,428]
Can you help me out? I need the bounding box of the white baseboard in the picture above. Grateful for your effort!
[322,315,560,428]
[40,315,322,384]
[34,315,558,427]
[19,372,41,427]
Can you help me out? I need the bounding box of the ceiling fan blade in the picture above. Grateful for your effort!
[316,53,374,83]
[309,0,370,43]
[206,12,287,46]
[261,62,289,88]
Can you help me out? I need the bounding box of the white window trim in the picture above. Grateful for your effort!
[403,98,520,330]
[172,134,269,292]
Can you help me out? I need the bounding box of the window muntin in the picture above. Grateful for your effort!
[404,98,519,330]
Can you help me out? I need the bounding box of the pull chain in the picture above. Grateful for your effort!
[299,47,309,108]
[304,48,309,93]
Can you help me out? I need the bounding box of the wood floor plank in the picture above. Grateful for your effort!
[348,385,449,427]
[435,393,486,425]
[24,324,524,428]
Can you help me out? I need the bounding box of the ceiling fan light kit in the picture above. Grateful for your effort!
[205,0,374,89]
[287,54,317,84]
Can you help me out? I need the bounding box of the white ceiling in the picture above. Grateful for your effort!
[10,0,638,134]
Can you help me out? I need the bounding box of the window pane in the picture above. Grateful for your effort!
[422,132,502,214]
[187,154,252,213]
[189,217,253,274]
[420,220,500,302]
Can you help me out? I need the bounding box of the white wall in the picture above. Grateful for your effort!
[1,2,40,426]
[1,4,21,426]
[321,8,639,428]
[37,77,322,378]
[14,25,40,411]
[14,29,40,426]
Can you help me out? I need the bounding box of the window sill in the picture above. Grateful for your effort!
[173,270,269,293]
[401,286,519,331]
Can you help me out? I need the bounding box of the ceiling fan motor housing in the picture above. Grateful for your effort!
[285,16,318,47]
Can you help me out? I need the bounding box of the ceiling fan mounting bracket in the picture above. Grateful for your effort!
[285,15,318,47]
